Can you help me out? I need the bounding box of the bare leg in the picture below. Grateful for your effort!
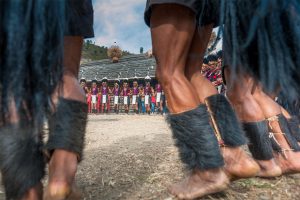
[184,25,218,103]
[151,5,200,113]
[184,27,259,180]
[101,103,105,113]
[146,104,150,113]
[93,103,96,113]
[151,4,228,199]
[45,36,85,200]
[253,87,300,174]
[226,72,281,177]
[156,102,160,113]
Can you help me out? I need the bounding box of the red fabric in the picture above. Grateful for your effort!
[87,94,92,104]
[151,96,156,103]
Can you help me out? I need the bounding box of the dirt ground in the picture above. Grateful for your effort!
[1,114,300,200]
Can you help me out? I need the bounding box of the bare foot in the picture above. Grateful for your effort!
[168,168,229,200]
[221,147,260,180]
[21,183,43,200]
[256,159,282,177]
[275,151,300,174]
[44,150,81,200]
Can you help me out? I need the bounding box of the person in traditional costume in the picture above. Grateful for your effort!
[131,79,139,114]
[150,89,156,114]
[113,80,120,114]
[223,70,300,177]
[121,80,130,114]
[155,83,162,113]
[97,88,102,114]
[144,0,260,199]
[107,86,112,113]
[45,0,94,198]
[0,0,93,199]
[90,81,98,114]
[144,77,152,114]
[101,78,109,113]
[139,85,146,114]
[80,79,89,95]
[87,89,93,114]
[221,0,300,178]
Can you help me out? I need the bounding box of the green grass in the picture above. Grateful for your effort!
[236,178,274,189]
[82,40,132,61]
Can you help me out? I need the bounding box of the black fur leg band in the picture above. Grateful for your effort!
[0,125,45,200]
[277,114,300,151]
[46,98,88,161]
[205,94,247,147]
[167,105,224,170]
[243,121,274,160]
[287,116,300,142]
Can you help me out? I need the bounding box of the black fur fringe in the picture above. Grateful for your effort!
[278,114,300,151]
[277,93,300,118]
[206,94,247,147]
[0,125,45,200]
[167,105,224,170]
[287,116,300,142]
[46,98,88,161]
[0,1,65,127]
[243,121,274,160]
[221,0,300,102]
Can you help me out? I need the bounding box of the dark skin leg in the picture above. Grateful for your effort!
[225,70,282,177]
[151,4,228,199]
[184,27,259,180]
[184,25,217,103]
[151,5,199,113]
[44,36,85,200]
[102,103,106,113]
[156,102,160,113]
[160,101,163,114]
[253,87,300,174]
[124,103,128,114]
[88,102,91,113]
[146,103,150,113]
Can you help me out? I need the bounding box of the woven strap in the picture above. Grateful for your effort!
[266,115,295,159]
[205,99,225,147]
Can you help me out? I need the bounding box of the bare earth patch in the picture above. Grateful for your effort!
[0,114,300,200]
[76,115,300,200]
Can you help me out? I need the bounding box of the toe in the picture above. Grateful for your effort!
[177,192,186,200]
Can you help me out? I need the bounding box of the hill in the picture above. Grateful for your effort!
[81,40,132,63]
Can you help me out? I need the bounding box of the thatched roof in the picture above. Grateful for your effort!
[79,54,156,82]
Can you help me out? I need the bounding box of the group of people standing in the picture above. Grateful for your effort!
[81,79,168,115]
[202,51,224,93]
